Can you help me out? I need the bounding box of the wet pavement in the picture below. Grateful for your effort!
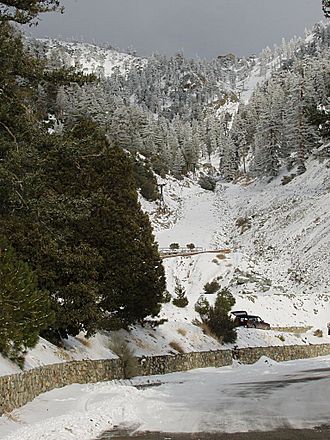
[97,365,330,439]
[99,426,330,439]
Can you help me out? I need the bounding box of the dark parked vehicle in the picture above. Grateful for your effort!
[231,311,271,330]
[231,310,248,327]
[245,315,271,330]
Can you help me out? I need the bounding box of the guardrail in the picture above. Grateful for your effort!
[160,247,204,255]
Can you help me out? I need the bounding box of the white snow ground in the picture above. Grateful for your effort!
[1,355,330,440]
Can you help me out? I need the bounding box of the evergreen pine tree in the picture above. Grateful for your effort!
[0,245,53,364]
[0,0,62,24]
[221,136,238,181]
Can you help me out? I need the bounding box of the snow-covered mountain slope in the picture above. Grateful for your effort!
[152,157,329,324]
[34,39,146,77]
[2,157,328,377]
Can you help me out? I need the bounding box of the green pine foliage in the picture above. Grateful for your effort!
[0,245,53,364]
[132,157,160,201]
[203,280,220,295]
[173,282,189,308]
[202,288,237,343]
[194,295,210,317]
[0,22,166,344]
[62,120,166,330]
[0,0,63,25]
[2,119,166,337]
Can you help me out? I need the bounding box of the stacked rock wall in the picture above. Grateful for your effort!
[1,344,330,415]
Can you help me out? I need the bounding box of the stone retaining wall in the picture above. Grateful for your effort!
[0,358,123,415]
[236,343,330,364]
[139,349,232,376]
[1,344,330,416]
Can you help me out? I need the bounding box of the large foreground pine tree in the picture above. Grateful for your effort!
[34,120,166,335]
[0,245,52,364]
[0,18,165,344]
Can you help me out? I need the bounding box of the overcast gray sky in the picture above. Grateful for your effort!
[26,0,324,58]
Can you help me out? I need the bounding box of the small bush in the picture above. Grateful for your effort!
[204,280,220,295]
[76,336,92,348]
[198,175,216,191]
[177,328,187,337]
[235,216,251,234]
[173,294,189,308]
[194,295,210,317]
[197,320,221,342]
[144,318,168,328]
[281,174,296,186]
[201,289,237,343]
[313,329,323,337]
[170,242,180,250]
[186,243,196,250]
[169,341,185,353]
[163,290,172,303]
[109,334,139,378]
[173,282,189,308]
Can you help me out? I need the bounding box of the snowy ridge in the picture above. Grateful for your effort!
[35,39,146,77]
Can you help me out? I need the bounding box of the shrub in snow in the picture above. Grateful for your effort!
[235,216,252,234]
[163,290,172,303]
[177,327,187,336]
[313,329,323,337]
[109,334,139,378]
[170,242,180,250]
[281,174,296,185]
[198,175,216,191]
[203,280,220,295]
[201,288,237,343]
[173,293,189,308]
[169,340,185,353]
[193,319,219,341]
[186,243,196,250]
[173,282,189,308]
[194,295,210,317]
[144,317,168,328]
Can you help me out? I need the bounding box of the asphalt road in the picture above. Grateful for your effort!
[98,364,330,440]
[99,426,330,439]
